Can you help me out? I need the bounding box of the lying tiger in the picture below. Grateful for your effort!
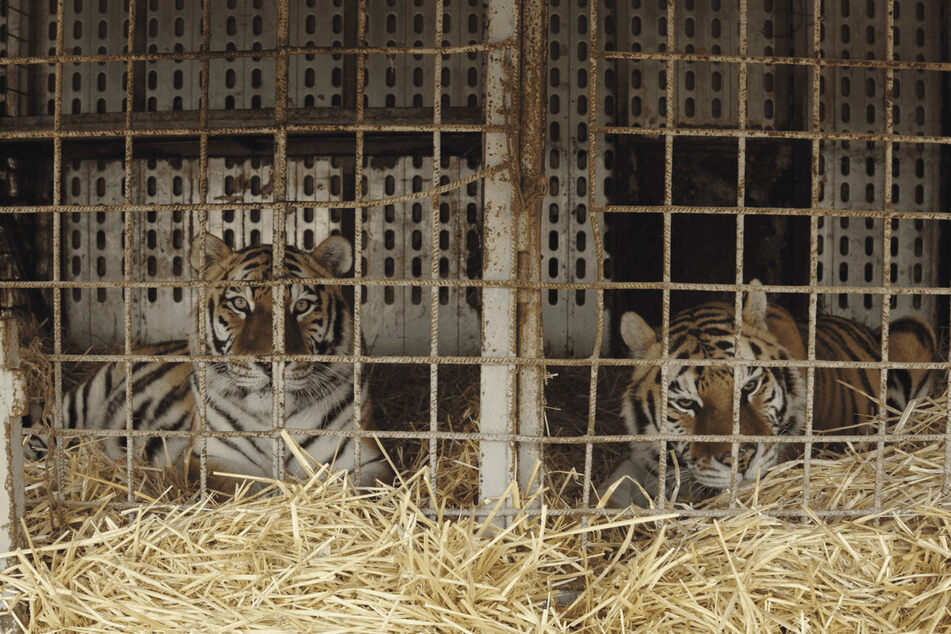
[598,281,936,507]
[38,233,391,491]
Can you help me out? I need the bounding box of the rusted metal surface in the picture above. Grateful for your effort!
[514,0,548,500]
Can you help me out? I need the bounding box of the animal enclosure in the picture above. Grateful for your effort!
[0,0,950,553]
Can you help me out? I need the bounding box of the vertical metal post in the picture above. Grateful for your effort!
[516,0,548,500]
[480,0,519,509]
[0,319,27,627]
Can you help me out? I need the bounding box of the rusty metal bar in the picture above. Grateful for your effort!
[194,0,212,496]
[873,0,899,515]
[270,0,291,479]
[26,352,951,372]
[728,0,750,508]
[42,494,935,520]
[5,42,949,72]
[3,280,951,303]
[11,200,951,219]
[122,0,140,503]
[25,425,951,446]
[515,0,548,502]
[0,122,499,138]
[580,0,602,516]
[50,0,67,506]
[428,0,444,484]
[591,50,951,72]
[591,126,951,145]
[350,0,369,485]
[0,41,517,66]
[653,0,677,511]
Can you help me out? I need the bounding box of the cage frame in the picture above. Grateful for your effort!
[0,0,949,568]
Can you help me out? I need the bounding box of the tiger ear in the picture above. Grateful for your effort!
[620,311,657,359]
[311,235,353,277]
[742,279,768,329]
[189,233,233,274]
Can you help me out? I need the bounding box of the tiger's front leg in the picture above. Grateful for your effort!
[597,453,658,508]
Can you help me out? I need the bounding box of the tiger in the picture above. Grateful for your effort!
[597,281,936,507]
[36,233,391,491]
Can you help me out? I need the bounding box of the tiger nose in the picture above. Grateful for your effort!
[717,444,757,472]
[253,361,272,375]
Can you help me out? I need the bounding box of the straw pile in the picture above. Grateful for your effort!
[3,395,951,631]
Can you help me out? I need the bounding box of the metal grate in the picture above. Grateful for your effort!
[0,0,948,539]
[815,0,942,325]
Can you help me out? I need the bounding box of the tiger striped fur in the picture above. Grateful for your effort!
[44,233,391,490]
[598,281,936,507]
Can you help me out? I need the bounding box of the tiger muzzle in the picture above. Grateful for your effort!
[716,444,757,473]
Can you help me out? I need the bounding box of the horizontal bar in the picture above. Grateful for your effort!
[5,132,482,162]
[595,204,951,221]
[594,49,951,72]
[0,40,516,67]
[0,107,485,134]
[0,122,495,140]
[1,277,948,297]
[23,426,948,445]
[34,351,951,370]
[41,497,925,521]
[1,44,941,73]
[595,125,951,146]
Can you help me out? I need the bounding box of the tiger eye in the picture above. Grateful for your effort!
[295,299,311,314]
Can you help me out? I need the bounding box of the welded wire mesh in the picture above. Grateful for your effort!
[0,0,948,524]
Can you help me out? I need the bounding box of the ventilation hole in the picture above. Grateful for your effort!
[838,262,848,282]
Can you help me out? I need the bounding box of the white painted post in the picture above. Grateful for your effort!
[0,319,27,626]
[481,0,519,512]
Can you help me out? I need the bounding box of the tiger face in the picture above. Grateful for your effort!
[189,233,355,415]
[605,284,806,504]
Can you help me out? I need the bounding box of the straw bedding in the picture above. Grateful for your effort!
[3,337,951,631]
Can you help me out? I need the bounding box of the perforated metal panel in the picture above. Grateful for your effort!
[63,159,126,348]
[46,0,487,356]
[360,155,481,355]
[543,0,613,358]
[62,155,348,347]
[0,1,29,118]
[288,0,344,108]
[144,0,202,112]
[816,0,942,326]
[364,0,483,110]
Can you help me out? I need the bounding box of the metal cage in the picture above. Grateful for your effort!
[1,0,950,563]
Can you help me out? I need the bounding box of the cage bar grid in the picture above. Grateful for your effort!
[0,0,946,533]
